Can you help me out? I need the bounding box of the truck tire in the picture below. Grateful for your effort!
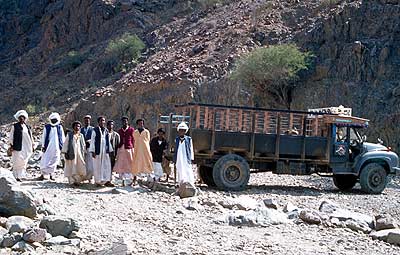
[199,165,215,187]
[332,174,357,191]
[212,154,250,191]
[359,163,388,194]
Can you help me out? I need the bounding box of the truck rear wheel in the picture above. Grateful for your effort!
[359,163,388,194]
[212,154,250,191]
[332,174,357,191]
[199,165,215,187]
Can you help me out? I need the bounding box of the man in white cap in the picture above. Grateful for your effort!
[173,122,194,185]
[8,110,34,181]
[39,112,65,180]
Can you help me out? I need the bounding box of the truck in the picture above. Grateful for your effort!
[159,103,400,194]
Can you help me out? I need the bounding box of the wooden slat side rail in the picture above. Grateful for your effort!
[264,112,269,134]
[238,109,243,132]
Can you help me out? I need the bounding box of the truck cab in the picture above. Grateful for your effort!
[329,123,399,193]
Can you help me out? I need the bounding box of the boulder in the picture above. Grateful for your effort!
[23,228,47,243]
[219,207,289,227]
[0,169,38,218]
[299,210,322,225]
[370,229,400,242]
[44,236,80,246]
[5,216,35,233]
[11,241,34,252]
[375,215,398,231]
[182,198,203,211]
[262,198,279,209]
[0,217,7,228]
[1,233,22,248]
[387,231,400,245]
[37,203,56,216]
[344,219,371,234]
[177,182,197,199]
[319,200,373,228]
[0,227,7,237]
[39,216,79,238]
[219,196,258,211]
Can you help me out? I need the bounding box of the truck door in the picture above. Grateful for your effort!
[330,125,350,170]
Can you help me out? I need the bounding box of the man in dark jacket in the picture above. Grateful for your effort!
[150,128,168,182]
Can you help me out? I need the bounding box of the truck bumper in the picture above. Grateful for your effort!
[393,167,400,176]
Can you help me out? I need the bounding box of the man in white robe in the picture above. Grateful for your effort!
[8,110,34,181]
[61,121,87,186]
[81,115,94,181]
[174,122,195,185]
[39,112,65,180]
[89,116,114,187]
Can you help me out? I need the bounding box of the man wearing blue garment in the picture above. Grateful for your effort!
[89,116,114,187]
[174,122,194,185]
[81,115,94,181]
[39,112,65,180]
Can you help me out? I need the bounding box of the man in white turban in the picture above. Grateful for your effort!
[8,110,34,181]
[39,112,65,180]
[173,122,195,185]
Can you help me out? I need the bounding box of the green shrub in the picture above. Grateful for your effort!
[26,104,37,114]
[231,44,312,109]
[104,33,145,73]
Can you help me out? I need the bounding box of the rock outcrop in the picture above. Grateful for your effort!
[0,169,38,218]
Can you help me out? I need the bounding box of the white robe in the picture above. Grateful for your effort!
[61,133,87,184]
[85,149,94,180]
[176,139,194,185]
[89,128,113,184]
[40,125,65,175]
[8,124,33,179]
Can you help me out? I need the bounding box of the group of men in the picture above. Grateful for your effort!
[8,110,195,188]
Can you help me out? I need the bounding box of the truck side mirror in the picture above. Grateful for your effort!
[362,135,367,142]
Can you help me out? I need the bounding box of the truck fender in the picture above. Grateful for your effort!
[355,153,392,175]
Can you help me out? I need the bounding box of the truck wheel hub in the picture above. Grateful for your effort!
[371,172,382,186]
[225,166,240,182]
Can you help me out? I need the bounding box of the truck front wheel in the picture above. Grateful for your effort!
[199,165,215,187]
[332,174,357,191]
[359,163,388,194]
[212,154,250,191]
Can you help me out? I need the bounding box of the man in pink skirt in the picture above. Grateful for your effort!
[113,116,135,186]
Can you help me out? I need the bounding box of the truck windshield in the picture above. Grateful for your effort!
[350,127,362,144]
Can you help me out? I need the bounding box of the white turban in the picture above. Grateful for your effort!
[177,122,189,133]
[49,112,61,125]
[14,110,28,121]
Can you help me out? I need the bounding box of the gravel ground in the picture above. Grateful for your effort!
[17,170,400,255]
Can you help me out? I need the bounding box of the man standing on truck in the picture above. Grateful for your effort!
[174,122,194,185]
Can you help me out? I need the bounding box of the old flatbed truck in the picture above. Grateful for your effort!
[160,103,400,194]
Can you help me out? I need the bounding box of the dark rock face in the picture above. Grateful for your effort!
[0,0,189,121]
[0,169,38,219]
[293,0,400,150]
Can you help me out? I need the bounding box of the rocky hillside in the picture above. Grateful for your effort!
[1,0,400,150]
